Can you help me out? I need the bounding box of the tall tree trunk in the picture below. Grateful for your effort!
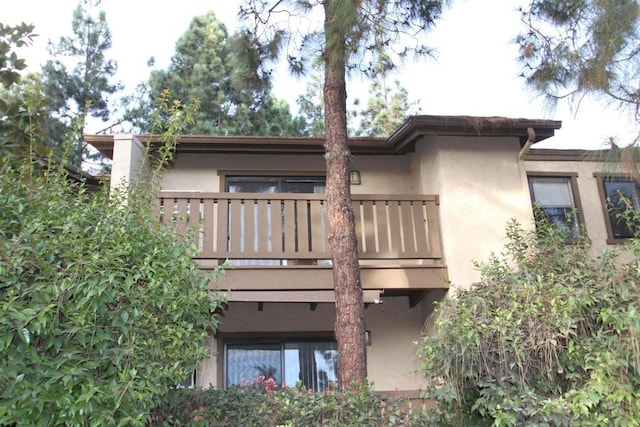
[323,0,367,389]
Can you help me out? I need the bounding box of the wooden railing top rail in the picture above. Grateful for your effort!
[157,192,442,262]
[158,191,439,203]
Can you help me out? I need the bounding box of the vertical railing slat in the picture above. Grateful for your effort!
[228,199,243,253]
[245,198,256,254]
[257,199,270,254]
[413,201,428,255]
[201,198,214,256]
[283,200,296,253]
[387,201,401,253]
[310,200,324,253]
[361,200,375,255]
[272,200,283,254]
[375,201,389,253]
[425,199,442,259]
[399,201,414,255]
[297,200,310,254]
[217,198,229,254]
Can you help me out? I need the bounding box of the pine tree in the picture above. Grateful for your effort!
[40,0,121,168]
[354,76,420,137]
[240,0,448,388]
[518,0,640,117]
[131,12,304,136]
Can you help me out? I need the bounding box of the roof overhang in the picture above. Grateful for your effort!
[387,115,562,152]
[85,134,391,159]
[85,115,562,160]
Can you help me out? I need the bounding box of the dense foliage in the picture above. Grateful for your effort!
[419,220,640,426]
[150,381,430,426]
[0,156,224,425]
[0,24,46,157]
[0,22,34,89]
[1,34,223,422]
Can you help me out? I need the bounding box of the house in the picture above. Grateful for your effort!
[86,115,634,397]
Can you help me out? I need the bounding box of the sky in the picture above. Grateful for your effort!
[4,0,639,150]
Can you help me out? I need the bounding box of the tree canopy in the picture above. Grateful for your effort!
[352,76,419,137]
[40,0,121,168]
[518,0,640,121]
[130,11,305,136]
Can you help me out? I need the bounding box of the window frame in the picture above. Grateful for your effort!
[595,173,640,243]
[218,332,337,390]
[217,170,326,193]
[527,172,585,238]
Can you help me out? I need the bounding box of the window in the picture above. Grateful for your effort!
[528,174,582,236]
[226,176,326,194]
[598,177,640,240]
[225,339,337,391]
[177,370,196,389]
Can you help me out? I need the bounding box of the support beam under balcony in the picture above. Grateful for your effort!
[206,264,448,291]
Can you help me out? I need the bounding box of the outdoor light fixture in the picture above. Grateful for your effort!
[349,170,361,185]
[365,329,372,346]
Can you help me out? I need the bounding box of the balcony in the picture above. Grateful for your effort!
[156,192,448,305]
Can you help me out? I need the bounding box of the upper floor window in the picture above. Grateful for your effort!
[528,174,582,236]
[597,176,640,241]
[226,176,326,194]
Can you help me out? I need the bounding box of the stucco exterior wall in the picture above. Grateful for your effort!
[413,136,535,289]
[349,155,414,195]
[160,153,326,192]
[160,152,414,194]
[110,135,146,191]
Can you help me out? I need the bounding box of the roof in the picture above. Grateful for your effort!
[388,115,562,151]
[86,115,562,159]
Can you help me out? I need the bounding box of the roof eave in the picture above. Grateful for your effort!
[84,134,393,160]
[388,115,563,152]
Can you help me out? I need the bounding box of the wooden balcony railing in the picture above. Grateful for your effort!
[156,192,442,262]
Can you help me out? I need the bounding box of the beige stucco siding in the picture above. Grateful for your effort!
[349,155,414,194]
[109,135,146,192]
[160,153,327,192]
[414,136,535,289]
[161,153,414,194]
[364,296,428,391]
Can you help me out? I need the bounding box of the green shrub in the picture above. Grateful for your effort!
[0,91,223,425]
[418,219,640,426]
[0,160,224,425]
[149,381,429,426]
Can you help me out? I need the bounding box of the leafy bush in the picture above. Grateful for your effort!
[418,220,640,426]
[0,112,223,424]
[149,381,430,426]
